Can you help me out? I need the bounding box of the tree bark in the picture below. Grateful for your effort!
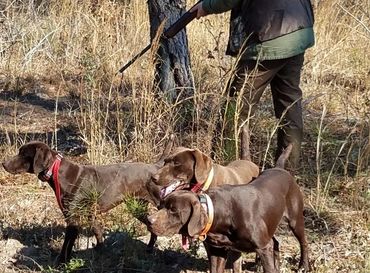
[147,0,194,102]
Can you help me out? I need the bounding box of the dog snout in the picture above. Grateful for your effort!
[2,161,11,173]
[151,173,159,183]
[147,214,157,225]
[2,158,22,174]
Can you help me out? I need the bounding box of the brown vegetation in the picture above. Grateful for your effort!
[0,0,369,272]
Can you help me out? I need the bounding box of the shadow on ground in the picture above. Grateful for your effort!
[1,223,208,273]
[1,209,343,273]
[0,124,86,156]
[303,207,341,236]
[0,90,78,113]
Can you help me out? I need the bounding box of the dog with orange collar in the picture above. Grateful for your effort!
[147,144,310,273]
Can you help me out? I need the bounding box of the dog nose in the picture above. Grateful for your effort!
[147,214,157,225]
[151,173,159,183]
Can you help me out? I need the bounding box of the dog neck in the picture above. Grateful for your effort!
[38,153,64,212]
[191,166,214,193]
[161,167,215,199]
[181,192,214,251]
[198,193,214,241]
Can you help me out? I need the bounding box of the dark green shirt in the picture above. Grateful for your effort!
[202,0,315,60]
[242,28,315,60]
[203,0,241,13]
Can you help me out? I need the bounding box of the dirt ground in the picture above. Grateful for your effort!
[0,85,369,273]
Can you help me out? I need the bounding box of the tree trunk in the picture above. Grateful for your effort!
[147,0,194,102]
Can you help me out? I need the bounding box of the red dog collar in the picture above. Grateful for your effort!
[41,154,64,212]
[191,167,214,193]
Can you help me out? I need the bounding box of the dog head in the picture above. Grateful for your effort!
[2,141,55,176]
[147,190,207,238]
[151,147,213,192]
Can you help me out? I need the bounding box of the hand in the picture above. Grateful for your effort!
[190,2,208,19]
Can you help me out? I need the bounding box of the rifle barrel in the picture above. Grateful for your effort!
[118,44,151,74]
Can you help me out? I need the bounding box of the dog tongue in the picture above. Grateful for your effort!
[181,235,189,251]
[160,181,181,198]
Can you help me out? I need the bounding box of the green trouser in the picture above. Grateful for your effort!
[218,53,305,170]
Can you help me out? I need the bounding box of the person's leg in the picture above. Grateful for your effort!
[216,59,283,162]
[221,56,294,161]
[270,53,305,170]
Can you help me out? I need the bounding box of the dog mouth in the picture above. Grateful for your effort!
[160,180,190,198]
[2,163,25,174]
[148,223,176,237]
[147,224,161,235]
[2,161,13,173]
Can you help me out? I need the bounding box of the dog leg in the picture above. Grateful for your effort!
[226,250,242,273]
[92,221,104,251]
[256,239,278,273]
[287,191,310,271]
[146,232,157,253]
[254,253,262,273]
[206,245,228,273]
[288,214,310,271]
[272,236,280,272]
[56,224,79,265]
[210,255,227,273]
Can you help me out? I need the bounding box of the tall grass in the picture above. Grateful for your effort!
[0,1,369,272]
[1,0,369,204]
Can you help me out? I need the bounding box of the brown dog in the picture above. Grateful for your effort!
[147,126,260,206]
[147,144,310,273]
[2,136,174,265]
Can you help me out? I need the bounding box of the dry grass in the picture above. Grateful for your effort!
[0,0,369,272]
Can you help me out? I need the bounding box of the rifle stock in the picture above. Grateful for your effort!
[118,1,201,74]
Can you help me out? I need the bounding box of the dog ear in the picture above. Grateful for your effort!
[33,147,53,175]
[192,149,212,183]
[187,198,206,237]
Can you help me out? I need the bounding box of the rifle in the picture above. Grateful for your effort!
[117,0,201,74]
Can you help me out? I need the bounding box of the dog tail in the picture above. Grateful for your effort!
[158,134,175,162]
[240,124,251,161]
[275,143,293,169]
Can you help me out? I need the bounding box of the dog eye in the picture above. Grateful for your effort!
[169,206,177,213]
[173,161,181,167]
